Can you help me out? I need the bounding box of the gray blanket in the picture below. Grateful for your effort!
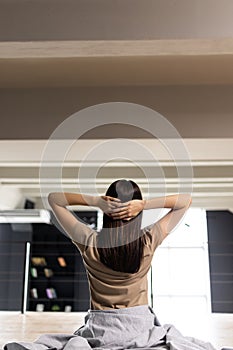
[3,305,217,350]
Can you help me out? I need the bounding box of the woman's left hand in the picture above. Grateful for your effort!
[96,196,122,216]
[109,199,145,220]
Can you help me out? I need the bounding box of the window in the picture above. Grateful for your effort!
[144,208,211,335]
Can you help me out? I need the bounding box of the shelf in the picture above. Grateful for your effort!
[1,38,233,87]
[27,214,96,311]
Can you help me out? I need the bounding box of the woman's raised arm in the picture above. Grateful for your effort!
[110,193,192,243]
[48,192,121,240]
[145,194,192,242]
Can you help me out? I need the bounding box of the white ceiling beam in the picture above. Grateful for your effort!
[0,139,232,162]
[1,177,233,183]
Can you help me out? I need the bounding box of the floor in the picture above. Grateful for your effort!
[0,312,233,349]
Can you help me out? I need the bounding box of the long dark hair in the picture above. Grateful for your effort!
[97,179,146,274]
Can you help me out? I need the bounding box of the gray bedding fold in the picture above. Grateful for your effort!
[3,305,217,350]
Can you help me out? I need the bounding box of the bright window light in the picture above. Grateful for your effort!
[145,208,211,336]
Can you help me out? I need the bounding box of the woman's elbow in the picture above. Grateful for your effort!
[48,193,55,203]
[188,196,192,207]
[183,194,192,208]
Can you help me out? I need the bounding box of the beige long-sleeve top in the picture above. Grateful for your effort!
[71,222,163,310]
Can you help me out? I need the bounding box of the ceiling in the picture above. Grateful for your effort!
[0,139,232,213]
[2,39,233,88]
[0,40,232,214]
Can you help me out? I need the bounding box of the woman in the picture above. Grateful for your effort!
[48,179,192,312]
[48,179,192,313]
[4,180,216,350]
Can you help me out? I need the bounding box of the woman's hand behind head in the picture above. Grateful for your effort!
[97,195,122,216]
[109,199,145,220]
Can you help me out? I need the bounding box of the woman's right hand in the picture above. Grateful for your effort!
[109,199,145,220]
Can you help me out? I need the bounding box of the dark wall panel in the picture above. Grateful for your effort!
[0,223,32,310]
[0,210,97,312]
[206,210,233,313]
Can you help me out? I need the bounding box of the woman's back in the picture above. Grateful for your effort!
[71,221,163,310]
